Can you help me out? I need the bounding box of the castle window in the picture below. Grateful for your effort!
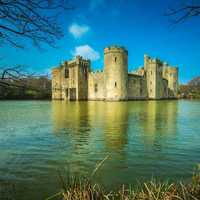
[65,68,69,78]
[114,57,117,63]
[94,83,98,92]
[115,82,117,87]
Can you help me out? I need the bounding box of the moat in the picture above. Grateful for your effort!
[0,100,200,200]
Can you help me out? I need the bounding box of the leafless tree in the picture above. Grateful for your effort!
[166,1,200,26]
[0,0,74,48]
[0,65,52,98]
[0,65,38,89]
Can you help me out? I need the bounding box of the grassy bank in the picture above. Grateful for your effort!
[47,173,200,200]
[47,165,200,200]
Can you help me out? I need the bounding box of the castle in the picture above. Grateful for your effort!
[52,45,178,101]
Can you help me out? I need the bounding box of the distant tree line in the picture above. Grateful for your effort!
[179,76,200,99]
[0,66,51,100]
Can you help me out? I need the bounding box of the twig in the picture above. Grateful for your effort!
[45,191,62,200]
[91,155,110,177]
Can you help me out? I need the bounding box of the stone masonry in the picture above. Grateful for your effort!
[52,45,178,101]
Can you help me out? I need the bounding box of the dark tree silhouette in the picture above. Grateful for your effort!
[0,1,74,98]
[167,1,200,25]
[0,0,74,48]
[0,65,43,89]
[0,65,51,99]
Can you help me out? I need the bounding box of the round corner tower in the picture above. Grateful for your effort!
[104,45,128,101]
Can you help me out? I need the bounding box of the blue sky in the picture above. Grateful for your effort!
[1,0,200,83]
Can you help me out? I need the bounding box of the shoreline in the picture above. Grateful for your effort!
[47,170,200,200]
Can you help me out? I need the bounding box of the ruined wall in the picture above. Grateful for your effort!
[65,60,78,100]
[162,78,169,98]
[52,68,62,100]
[155,63,167,99]
[163,65,178,98]
[77,58,90,100]
[156,76,169,99]
[56,56,90,101]
[104,46,128,101]
[131,67,145,76]
[88,71,105,100]
[52,47,179,101]
[145,55,168,99]
[57,60,78,100]
[145,55,157,99]
[128,74,147,99]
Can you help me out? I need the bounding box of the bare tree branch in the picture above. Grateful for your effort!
[0,0,75,48]
[0,65,49,92]
[166,1,200,26]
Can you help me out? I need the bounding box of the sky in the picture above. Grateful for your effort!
[1,0,200,83]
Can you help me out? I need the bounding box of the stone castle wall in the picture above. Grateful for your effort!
[88,71,105,100]
[128,74,147,99]
[144,55,177,99]
[52,68,62,99]
[163,65,178,97]
[51,45,178,101]
[104,46,128,100]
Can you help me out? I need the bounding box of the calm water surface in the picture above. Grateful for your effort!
[0,100,200,199]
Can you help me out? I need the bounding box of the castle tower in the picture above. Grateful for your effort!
[104,45,128,100]
[76,56,90,100]
[144,55,163,99]
[65,56,90,101]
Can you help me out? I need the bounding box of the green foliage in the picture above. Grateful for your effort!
[179,76,200,99]
[179,85,200,99]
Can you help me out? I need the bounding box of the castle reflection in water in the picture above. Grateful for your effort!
[51,101,178,151]
[51,101,180,186]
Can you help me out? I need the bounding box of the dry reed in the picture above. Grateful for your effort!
[46,158,200,200]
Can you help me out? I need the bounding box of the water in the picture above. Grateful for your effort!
[0,100,200,199]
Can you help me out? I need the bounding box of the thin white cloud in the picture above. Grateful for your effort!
[72,45,100,61]
[69,23,90,38]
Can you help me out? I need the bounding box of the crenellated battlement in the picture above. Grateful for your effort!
[51,45,178,101]
[144,54,162,65]
[104,45,128,55]
[167,66,178,72]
